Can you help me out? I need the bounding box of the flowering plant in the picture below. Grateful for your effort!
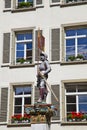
[11,114,31,123]
[67,112,87,121]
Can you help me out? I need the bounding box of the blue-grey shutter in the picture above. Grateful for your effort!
[52,0,60,3]
[3,33,10,63]
[4,0,11,8]
[51,85,60,120]
[35,30,42,61]
[51,28,60,61]
[0,88,8,122]
[35,86,39,103]
[36,0,43,5]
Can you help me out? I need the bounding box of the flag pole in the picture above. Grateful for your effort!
[38,71,59,102]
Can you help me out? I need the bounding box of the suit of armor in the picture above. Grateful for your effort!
[37,52,51,102]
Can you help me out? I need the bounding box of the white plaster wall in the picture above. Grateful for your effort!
[0,0,87,130]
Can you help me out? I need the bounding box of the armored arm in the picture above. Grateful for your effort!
[44,60,51,75]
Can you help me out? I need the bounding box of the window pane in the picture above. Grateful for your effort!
[24,97,31,104]
[78,37,87,59]
[16,31,33,63]
[78,86,87,92]
[18,0,24,2]
[66,39,75,60]
[67,104,76,112]
[16,43,24,50]
[17,34,25,40]
[24,87,31,94]
[27,43,32,49]
[25,33,32,40]
[66,29,76,36]
[14,106,22,113]
[66,85,76,92]
[15,87,23,95]
[79,95,87,103]
[16,43,24,58]
[77,28,87,35]
[79,104,87,113]
[27,50,32,57]
[27,0,33,2]
[16,51,24,58]
[15,98,22,105]
[66,96,76,103]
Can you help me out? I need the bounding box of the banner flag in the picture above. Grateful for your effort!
[38,29,45,51]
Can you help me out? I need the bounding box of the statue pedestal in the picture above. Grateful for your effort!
[31,124,50,130]
[25,103,55,130]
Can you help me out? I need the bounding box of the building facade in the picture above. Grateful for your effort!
[0,0,87,130]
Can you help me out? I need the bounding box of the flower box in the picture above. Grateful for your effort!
[67,112,87,122]
[11,114,31,124]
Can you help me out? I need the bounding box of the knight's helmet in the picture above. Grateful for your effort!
[40,52,48,60]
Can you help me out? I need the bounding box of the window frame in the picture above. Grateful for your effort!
[61,23,87,63]
[61,80,87,123]
[14,86,32,116]
[8,82,34,124]
[61,0,87,6]
[11,0,44,11]
[50,0,60,6]
[11,28,35,66]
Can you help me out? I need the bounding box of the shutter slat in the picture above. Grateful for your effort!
[35,31,39,61]
[51,28,60,61]
[3,33,10,63]
[0,88,8,122]
[36,0,43,5]
[51,85,60,120]
[35,87,39,102]
[4,0,11,8]
[52,0,60,3]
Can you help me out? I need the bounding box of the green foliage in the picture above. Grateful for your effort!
[76,54,84,59]
[68,55,76,61]
[18,2,33,8]
[16,58,25,63]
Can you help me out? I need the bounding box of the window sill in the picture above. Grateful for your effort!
[61,60,87,65]
[11,7,36,13]
[61,121,87,125]
[60,1,87,7]
[7,123,31,127]
[50,3,60,7]
[9,63,35,68]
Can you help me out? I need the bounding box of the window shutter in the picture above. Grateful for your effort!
[3,33,10,63]
[52,0,60,3]
[51,85,60,120]
[36,0,43,5]
[51,28,60,61]
[4,0,11,8]
[35,30,42,61]
[12,0,16,9]
[35,86,39,103]
[0,88,8,122]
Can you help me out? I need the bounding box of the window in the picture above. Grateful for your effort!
[18,0,33,8]
[16,31,33,64]
[4,0,44,11]
[50,0,60,5]
[65,83,87,122]
[14,86,31,116]
[65,27,87,61]
[62,0,87,4]
[8,84,33,124]
[12,0,43,10]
